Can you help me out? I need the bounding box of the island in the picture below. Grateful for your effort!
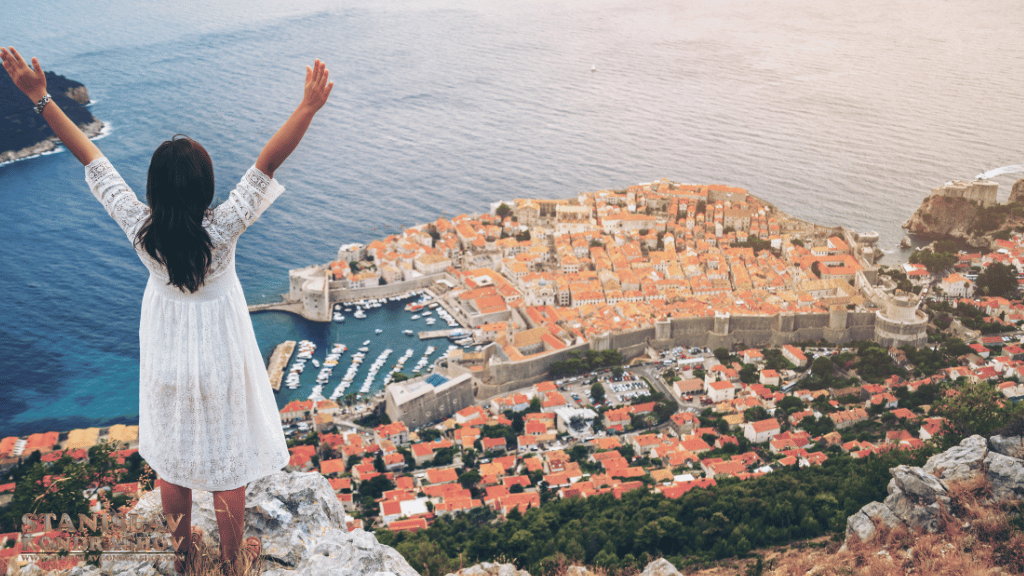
[0,70,103,164]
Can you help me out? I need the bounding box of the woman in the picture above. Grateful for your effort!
[1,47,333,575]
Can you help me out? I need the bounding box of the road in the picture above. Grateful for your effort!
[630,362,705,414]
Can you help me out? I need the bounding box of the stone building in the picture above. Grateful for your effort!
[873,292,928,348]
[929,180,998,208]
[384,372,475,431]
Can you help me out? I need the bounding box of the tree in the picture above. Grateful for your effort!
[529,397,542,413]
[777,396,804,414]
[909,249,957,275]
[977,262,1019,298]
[739,364,759,384]
[511,412,525,434]
[358,473,393,500]
[811,261,823,279]
[392,372,410,383]
[743,406,770,423]
[942,338,973,358]
[496,203,513,220]
[714,347,731,364]
[933,379,1022,446]
[459,469,482,489]
[591,381,606,404]
[431,447,458,467]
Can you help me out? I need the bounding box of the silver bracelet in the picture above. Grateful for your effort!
[34,94,51,114]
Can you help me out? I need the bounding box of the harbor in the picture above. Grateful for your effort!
[262,289,478,407]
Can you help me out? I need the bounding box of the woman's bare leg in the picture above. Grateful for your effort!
[213,486,246,564]
[160,481,192,554]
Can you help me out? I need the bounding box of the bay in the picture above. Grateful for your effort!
[1,0,1022,437]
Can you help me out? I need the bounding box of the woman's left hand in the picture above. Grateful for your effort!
[1,47,48,102]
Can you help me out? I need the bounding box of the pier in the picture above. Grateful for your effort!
[417,328,468,340]
[249,299,306,317]
[267,340,296,391]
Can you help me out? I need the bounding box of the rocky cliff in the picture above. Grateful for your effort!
[14,472,419,576]
[902,195,981,241]
[0,71,103,164]
[1008,178,1024,206]
[845,434,1024,545]
[903,178,1024,246]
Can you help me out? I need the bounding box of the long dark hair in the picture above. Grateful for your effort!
[134,136,215,293]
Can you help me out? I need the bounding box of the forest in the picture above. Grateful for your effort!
[375,448,933,575]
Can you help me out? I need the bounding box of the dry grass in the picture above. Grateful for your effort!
[179,538,262,576]
[763,475,1023,576]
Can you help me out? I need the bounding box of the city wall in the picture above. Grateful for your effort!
[476,308,884,397]
[282,269,459,322]
[476,341,591,398]
[652,310,877,349]
[327,273,455,303]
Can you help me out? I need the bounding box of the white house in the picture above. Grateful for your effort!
[706,380,736,403]
[743,418,781,444]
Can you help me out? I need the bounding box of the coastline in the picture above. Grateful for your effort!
[0,119,107,167]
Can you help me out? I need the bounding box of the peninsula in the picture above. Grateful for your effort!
[0,70,103,164]
[267,179,927,394]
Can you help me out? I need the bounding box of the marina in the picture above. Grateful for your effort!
[263,290,475,406]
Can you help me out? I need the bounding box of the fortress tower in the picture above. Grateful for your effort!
[929,180,999,208]
[873,292,928,348]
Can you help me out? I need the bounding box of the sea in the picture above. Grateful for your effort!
[1,0,1023,438]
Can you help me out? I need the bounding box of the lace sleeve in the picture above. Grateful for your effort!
[212,165,285,240]
[85,157,149,239]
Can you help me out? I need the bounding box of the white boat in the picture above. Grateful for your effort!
[358,346,370,352]
[403,329,414,336]
[411,314,420,320]
[375,328,383,334]
[312,359,320,368]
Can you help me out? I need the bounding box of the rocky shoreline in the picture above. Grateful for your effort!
[0,70,103,165]
[0,119,105,165]
[902,177,1024,248]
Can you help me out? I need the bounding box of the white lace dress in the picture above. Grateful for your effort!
[86,157,289,492]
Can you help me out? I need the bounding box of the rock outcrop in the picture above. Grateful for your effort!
[1009,178,1024,206]
[16,471,418,576]
[0,71,103,163]
[845,434,1024,545]
[442,558,682,576]
[902,195,982,242]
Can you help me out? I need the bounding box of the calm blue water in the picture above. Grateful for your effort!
[2,0,1023,437]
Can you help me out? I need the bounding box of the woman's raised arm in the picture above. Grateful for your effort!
[1,47,103,166]
[255,59,333,179]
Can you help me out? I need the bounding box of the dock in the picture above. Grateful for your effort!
[267,340,296,392]
[418,329,469,340]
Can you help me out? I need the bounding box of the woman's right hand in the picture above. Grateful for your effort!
[1,47,49,102]
[300,59,333,113]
